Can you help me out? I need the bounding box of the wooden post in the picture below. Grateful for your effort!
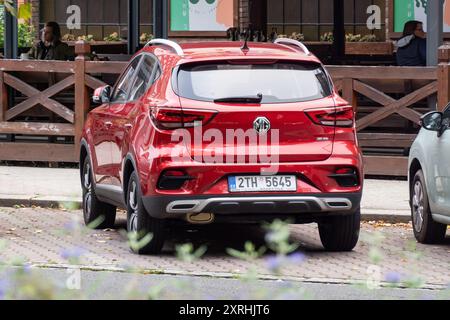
[342,78,357,112]
[74,40,91,161]
[0,71,8,122]
[438,45,450,111]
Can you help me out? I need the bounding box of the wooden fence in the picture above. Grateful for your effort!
[1,42,450,176]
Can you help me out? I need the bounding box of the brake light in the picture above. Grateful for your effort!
[305,106,354,127]
[150,107,217,130]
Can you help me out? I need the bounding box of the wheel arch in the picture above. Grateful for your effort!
[123,153,138,204]
[409,158,422,198]
[79,138,91,179]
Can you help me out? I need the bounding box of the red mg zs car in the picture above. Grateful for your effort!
[80,39,363,254]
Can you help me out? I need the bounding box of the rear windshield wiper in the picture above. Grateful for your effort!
[214,93,263,104]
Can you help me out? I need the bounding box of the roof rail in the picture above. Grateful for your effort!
[274,38,310,55]
[145,38,184,56]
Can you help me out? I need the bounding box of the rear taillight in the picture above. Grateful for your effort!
[305,106,354,127]
[150,107,217,130]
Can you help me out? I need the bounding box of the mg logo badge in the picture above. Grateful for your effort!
[253,117,271,135]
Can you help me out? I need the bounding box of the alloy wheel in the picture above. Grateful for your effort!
[128,180,139,232]
[83,162,93,219]
[412,180,425,233]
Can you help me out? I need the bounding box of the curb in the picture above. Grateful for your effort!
[0,197,411,223]
[0,197,82,210]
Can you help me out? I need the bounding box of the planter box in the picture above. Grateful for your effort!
[345,42,394,56]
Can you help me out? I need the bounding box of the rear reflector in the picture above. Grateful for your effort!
[157,170,193,190]
[305,106,354,128]
[150,107,217,130]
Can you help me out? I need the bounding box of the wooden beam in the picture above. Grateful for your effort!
[85,61,127,74]
[327,66,438,80]
[0,60,75,73]
[0,143,77,162]
[358,133,417,148]
[0,71,7,122]
[85,74,107,90]
[0,122,75,136]
[363,156,409,177]
[4,73,75,123]
[75,41,91,160]
[356,81,437,131]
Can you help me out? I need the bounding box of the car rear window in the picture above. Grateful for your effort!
[175,61,332,103]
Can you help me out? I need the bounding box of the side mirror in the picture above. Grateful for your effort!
[420,111,443,132]
[93,85,111,105]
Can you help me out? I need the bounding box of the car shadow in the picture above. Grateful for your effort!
[114,217,324,256]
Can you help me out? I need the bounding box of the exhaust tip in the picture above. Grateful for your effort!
[186,213,215,224]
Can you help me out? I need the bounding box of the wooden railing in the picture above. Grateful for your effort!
[0,41,450,176]
[0,42,126,162]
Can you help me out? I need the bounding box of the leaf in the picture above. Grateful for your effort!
[18,3,31,20]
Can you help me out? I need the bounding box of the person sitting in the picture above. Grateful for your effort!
[396,20,427,66]
[28,21,74,61]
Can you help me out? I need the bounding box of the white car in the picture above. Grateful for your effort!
[408,105,450,244]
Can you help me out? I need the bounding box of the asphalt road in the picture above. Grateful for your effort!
[1,266,449,300]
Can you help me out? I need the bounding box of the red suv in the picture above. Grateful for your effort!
[80,39,363,254]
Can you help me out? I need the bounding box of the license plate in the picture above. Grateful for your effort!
[228,175,297,192]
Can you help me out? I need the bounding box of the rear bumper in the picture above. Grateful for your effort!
[142,192,362,220]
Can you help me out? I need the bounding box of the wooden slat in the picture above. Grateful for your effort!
[363,155,409,176]
[0,122,75,136]
[5,74,75,123]
[85,61,127,74]
[356,81,437,131]
[0,71,7,122]
[327,66,438,80]
[4,72,40,97]
[353,80,395,106]
[0,60,75,73]
[358,133,416,148]
[85,74,107,90]
[0,143,76,162]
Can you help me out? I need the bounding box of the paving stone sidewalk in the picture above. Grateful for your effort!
[0,207,448,289]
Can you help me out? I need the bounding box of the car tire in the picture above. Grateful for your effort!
[81,156,116,229]
[318,208,361,252]
[411,170,447,244]
[126,172,166,255]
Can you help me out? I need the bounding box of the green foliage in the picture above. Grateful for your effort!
[0,5,36,48]
[104,32,122,42]
[175,243,207,263]
[321,32,334,42]
[227,241,266,261]
[264,219,298,255]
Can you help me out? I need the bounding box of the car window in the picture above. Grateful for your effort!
[110,56,141,102]
[128,55,158,101]
[176,62,332,103]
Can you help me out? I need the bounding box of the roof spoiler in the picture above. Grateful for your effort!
[274,38,311,55]
[145,38,184,56]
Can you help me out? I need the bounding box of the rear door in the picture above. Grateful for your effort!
[109,54,161,188]
[175,61,336,164]
[101,55,142,186]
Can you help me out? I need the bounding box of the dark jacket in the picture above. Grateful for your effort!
[396,35,427,66]
[28,40,74,61]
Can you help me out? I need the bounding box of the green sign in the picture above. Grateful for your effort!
[170,0,235,32]
[394,0,450,32]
